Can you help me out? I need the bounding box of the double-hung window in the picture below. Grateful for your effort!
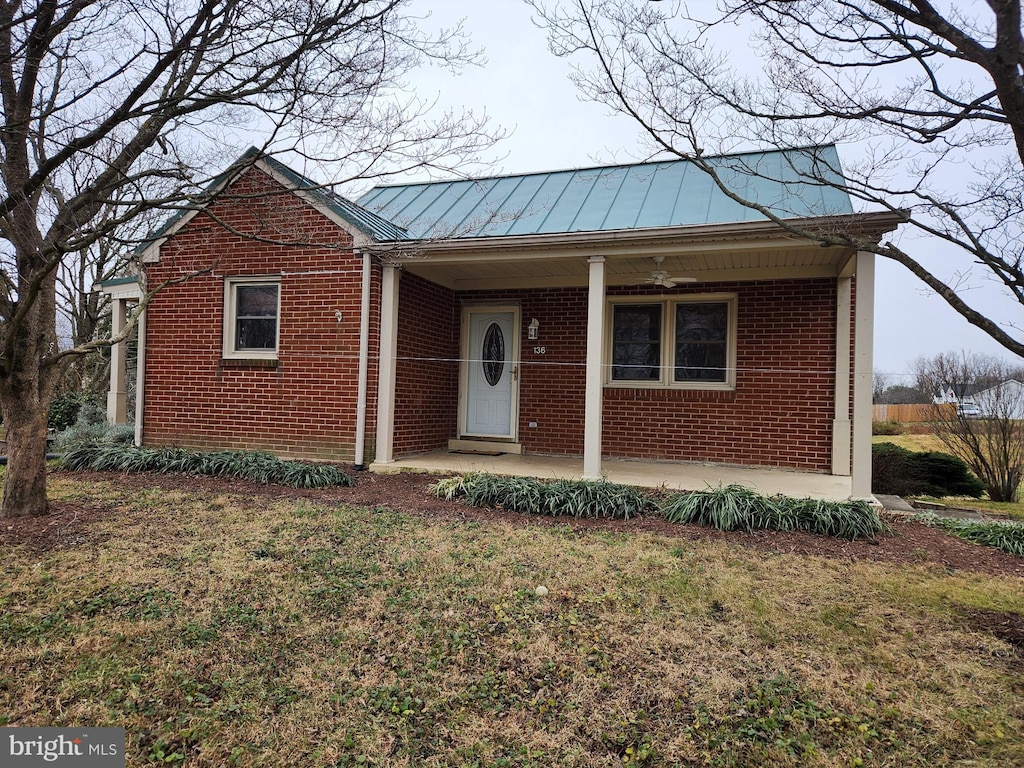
[609,295,736,389]
[223,277,280,359]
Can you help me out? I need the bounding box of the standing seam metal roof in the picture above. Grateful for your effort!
[355,146,852,242]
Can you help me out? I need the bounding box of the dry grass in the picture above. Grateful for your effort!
[872,433,947,453]
[2,476,1023,766]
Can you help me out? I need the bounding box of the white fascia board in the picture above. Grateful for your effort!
[375,211,904,264]
[100,279,143,300]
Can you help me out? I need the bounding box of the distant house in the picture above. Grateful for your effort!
[934,380,1024,418]
[969,380,1024,419]
[102,146,901,498]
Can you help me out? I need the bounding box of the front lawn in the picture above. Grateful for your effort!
[2,475,1022,766]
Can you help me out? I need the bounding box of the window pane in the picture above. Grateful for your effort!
[237,285,278,317]
[675,302,728,382]
[612,305,661,380]
[482,322,505,386]
[234,284,278,351]
[237,318,277,350]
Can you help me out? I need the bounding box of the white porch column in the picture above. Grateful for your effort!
[831,275,852,475]
[582,256,606,480]
[373,263,400,467]
[851,251,875,500]
[106,299,129,425]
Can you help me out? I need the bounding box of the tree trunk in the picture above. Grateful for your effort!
[0,237,59,519]
[1,402,49,517]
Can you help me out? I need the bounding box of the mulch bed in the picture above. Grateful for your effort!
[4,468,1024,581]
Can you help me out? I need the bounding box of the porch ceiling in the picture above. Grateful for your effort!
[392,237,855,291]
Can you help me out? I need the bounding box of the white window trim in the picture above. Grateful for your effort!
[605,293,738,391]
[222,276,281,360]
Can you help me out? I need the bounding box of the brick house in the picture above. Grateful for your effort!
[103,147,901,498]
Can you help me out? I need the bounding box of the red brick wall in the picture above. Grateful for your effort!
[143,166,379,461]
[393,273,458,453]
[143,168,841,473]
[457,278,838,471]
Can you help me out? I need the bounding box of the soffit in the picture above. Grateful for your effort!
[392,240,856,291]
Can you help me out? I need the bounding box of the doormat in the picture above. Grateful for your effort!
[450,450,505,456]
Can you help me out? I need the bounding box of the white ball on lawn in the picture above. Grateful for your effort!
[535,585,549,597]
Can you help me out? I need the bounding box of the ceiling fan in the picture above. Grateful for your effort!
[642,255,697,288]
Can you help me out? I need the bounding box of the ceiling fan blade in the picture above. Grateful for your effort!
[660,278,677,288]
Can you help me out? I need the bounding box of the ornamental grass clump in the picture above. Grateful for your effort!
[661,484,782,532]
[916,513,1024,558]
[661,484,887,540]
[60,443,353,488]
[430,473,653,519]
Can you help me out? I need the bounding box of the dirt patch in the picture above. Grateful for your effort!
[4,468,1023,579]
[959,607,1024,651]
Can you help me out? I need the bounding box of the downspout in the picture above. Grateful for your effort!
[134,303,147,447]
[353,250,371,470]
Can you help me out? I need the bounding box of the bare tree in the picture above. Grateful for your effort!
[0,0,499,518]
[915,352,1024,502]
[873,369,890,402]
[530,0,1024,352]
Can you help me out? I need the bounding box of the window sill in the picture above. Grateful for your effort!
[605,381,735,392]
[219,357,279,368]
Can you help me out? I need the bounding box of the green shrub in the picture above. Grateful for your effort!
[660,484,887,540]
[916,513,1024,558]
[60,444,354,488]
[430,473,654,519]
[52,420,135,453]
[48,392,87,431]
[48,392,104,432]
[872,443,984,498]
[871,420,904,436]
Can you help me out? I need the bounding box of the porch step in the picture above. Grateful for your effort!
[448,439,523,455]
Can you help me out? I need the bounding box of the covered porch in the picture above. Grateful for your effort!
[375,450,855,501]
[369,218,899,500]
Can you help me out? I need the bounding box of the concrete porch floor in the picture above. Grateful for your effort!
[374,451,855,501]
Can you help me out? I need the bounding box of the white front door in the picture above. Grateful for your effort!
[462,308,519,439]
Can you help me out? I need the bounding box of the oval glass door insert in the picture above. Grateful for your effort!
[482,322,505,386]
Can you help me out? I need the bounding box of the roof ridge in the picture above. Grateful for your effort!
[363,144,841,191]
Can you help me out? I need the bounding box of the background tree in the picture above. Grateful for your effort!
[0,0,498,518]
[875,383,930,405]
[530,0,1024,353]
[914,352,1024,502]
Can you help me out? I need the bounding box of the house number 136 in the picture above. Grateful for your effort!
[533,346,546,355]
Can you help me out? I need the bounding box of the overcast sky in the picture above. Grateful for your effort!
[392,0,1019,381]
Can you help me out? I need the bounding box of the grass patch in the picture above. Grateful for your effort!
[431,473,655,519]
[928,497,1024,522]
[4,476,1023,766]
[60,444,353,488]
[661,484,888,539]
[872,433,947,453]
[916,513,1024,558]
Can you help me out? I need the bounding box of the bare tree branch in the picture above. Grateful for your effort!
[0,0,501,517]
[530,0,1024,356]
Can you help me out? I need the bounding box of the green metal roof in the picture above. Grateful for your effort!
[356,146,852,241]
